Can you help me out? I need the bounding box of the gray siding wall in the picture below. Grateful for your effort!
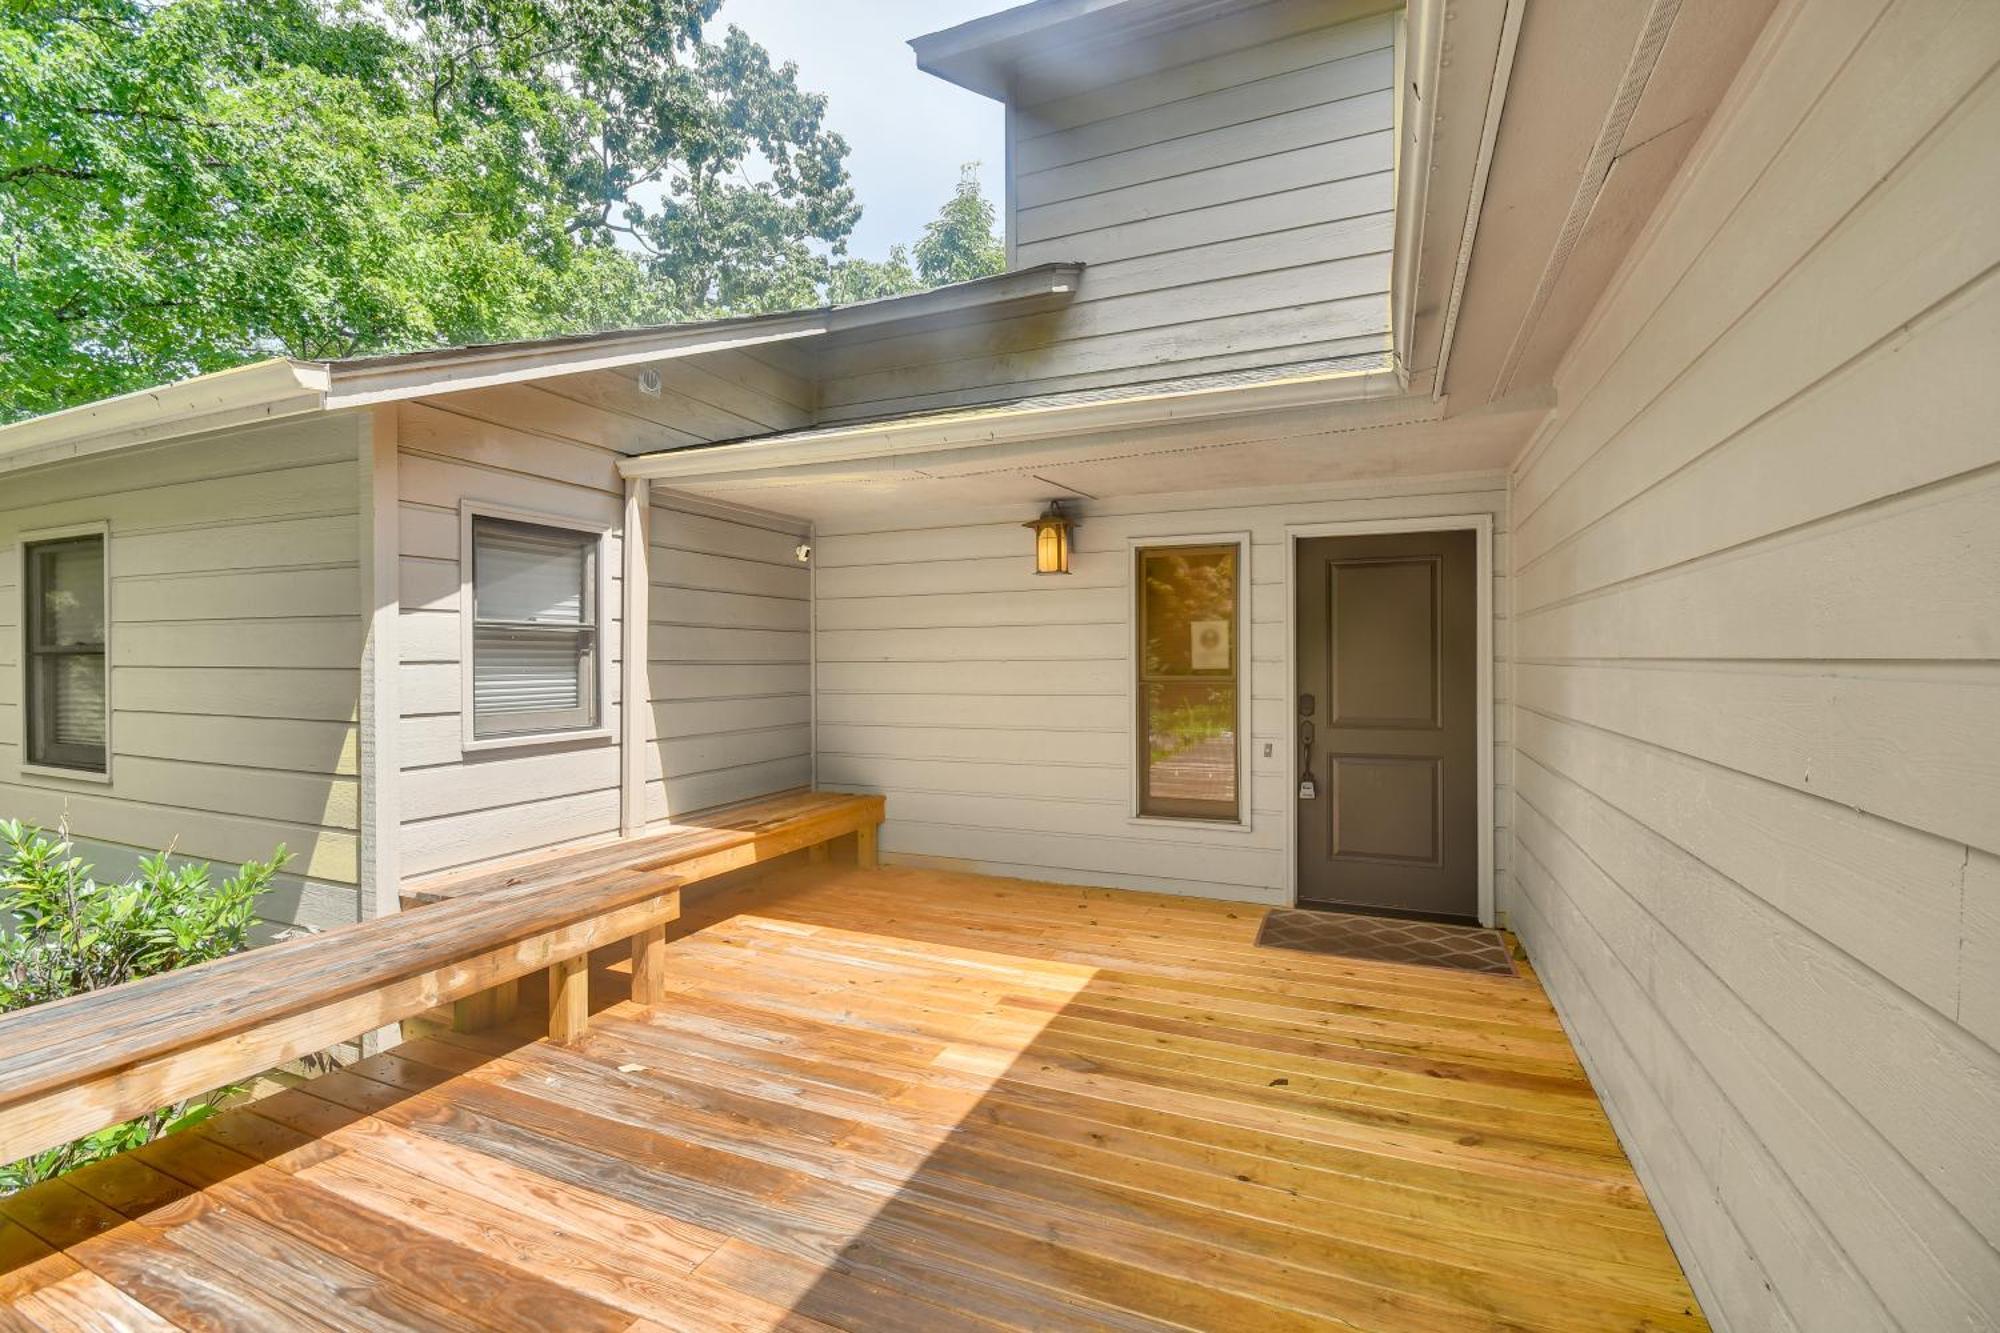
[646,498,812,817]
[1503,1,2000,1328]
[394,393,631,878]
[814,2,1396,422]
[394,371,817,881]
[0,417,365,936]
[812,476,1507,904]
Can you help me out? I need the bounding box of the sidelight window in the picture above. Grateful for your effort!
[1135,542,1242,822]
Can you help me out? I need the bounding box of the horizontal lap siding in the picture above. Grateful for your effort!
[395,395,630,878]
[646,500,811,816]
[813,477,1508,905]
[0,417,365,936]
[390,376,818,879]
[813,5,1396,424]
[1503,2,2000,1328]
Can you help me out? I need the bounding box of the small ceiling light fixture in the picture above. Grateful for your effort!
[1024,499,1076,575]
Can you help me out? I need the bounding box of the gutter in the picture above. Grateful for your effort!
[617,365,1406,483]
[0,359,330,477]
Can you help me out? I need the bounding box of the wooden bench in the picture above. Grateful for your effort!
[0,863,684,1169]
[400,789,885,910]
[0,789,884,1170]
[398,788,885,1036]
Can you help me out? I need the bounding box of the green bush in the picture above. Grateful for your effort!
[0,819,288,1192]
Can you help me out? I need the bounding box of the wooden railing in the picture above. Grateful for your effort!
[0,790,884,1170]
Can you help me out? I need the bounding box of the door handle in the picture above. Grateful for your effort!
[1298,718,1317,800]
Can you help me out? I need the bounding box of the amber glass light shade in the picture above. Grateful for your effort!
[1024,501,1075,575]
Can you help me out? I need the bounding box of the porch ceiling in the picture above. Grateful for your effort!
[630,372,1551,526]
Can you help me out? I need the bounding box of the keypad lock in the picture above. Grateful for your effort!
[1298,695,1318,800]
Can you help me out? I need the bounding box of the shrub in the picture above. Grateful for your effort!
[0,819,288,1192]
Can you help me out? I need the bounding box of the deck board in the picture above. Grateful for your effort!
[0,865,1707,1330]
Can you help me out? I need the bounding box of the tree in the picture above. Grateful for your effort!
[0,0,857,419]
[827,245,917,304]
[827,163,1003,304]
[914,163,1005,286]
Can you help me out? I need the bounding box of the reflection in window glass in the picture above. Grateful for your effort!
[1137,545,1239,820]
[25,534,108,773]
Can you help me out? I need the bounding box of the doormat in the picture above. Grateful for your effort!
[1255,907,1516,976]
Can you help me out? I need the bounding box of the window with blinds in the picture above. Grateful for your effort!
[469,516,600,740]
[25,533,109,774]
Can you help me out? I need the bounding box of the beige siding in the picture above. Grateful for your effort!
[813,4,1395,423]
[393,377,817,879]
[0,417,365,936]
[646,498,812,816]
[813,476,1507,904]
[394,394,630,878]
[1504,1,2000,1328]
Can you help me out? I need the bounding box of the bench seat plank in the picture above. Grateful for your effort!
[403,789,885,907]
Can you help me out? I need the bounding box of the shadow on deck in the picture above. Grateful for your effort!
[0,864,1705,1331]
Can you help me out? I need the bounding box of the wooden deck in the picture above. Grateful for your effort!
[0,866,1705,1331]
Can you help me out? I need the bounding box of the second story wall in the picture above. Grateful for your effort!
[818,2,1396,423]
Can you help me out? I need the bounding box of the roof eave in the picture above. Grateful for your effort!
[319,262,1083,408]
[0,359,332,477]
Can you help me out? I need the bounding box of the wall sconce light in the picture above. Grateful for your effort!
[1024,499,1076,575]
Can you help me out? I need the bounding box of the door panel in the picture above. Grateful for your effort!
[1297,530,1477,920]
[1332,557,1439,727]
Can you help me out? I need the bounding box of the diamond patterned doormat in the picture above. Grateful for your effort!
[1255,907,1516,976]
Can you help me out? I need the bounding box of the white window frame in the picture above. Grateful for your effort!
[458,500,614,754]
[16,520,113,785]
[1125,530,1254,833]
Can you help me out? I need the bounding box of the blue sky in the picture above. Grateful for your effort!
[718,0,1017,261]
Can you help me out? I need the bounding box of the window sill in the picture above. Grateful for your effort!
[1126,813,1255,835]
[17,762,113,786]
[461,726,614,756]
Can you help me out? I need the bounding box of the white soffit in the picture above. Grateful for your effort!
[647,387,1552,528]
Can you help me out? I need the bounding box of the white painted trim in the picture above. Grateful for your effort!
[1282,513,1495,926]
[14,519,113,787]
[1429,0,1526,402]
[619,477,651,836]
[358,408,400,921]
[456,499,618,755]
[618,370,1410,483]
[1123,529,1256,835]
[1389,1,1436,385]
[806,523,820,795]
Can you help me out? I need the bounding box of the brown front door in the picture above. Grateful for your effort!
[1295,530,1478,921]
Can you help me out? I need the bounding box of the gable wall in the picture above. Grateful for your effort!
[0,416,365,937]
[814,2,1397,423]
[1501,1,2000,1326]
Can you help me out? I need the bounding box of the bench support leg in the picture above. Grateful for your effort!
[632,925,668,1006]
[453,987,497,1033]
[454,975,522,1033]
[857,822,879,870]
[549,955,590,1045]
[492,976,519,1025]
